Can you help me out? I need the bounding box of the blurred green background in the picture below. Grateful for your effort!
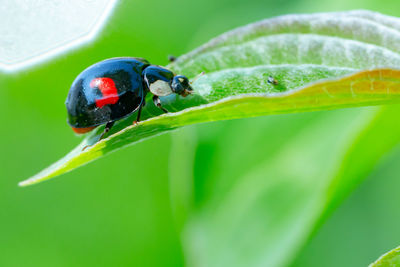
[2,0,400,266]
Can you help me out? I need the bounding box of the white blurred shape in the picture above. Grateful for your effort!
[0,0,118,72]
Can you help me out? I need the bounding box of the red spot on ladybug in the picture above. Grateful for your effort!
[90,77,119,108]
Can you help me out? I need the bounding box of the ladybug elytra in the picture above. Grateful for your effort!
[65,57,192,140]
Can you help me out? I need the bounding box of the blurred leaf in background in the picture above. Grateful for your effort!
[2,1,400,267]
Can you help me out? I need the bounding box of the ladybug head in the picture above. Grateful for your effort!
[171,75,193,97]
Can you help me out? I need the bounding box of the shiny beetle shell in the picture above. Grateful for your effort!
[66,58,149,130]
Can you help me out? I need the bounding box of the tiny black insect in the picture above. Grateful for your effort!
[65,57,193,140]
[168,55,177,62]
[267,76,279,85]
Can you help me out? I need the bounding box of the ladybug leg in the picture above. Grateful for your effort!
[153,95,169,113]
[98,121,115,141]
[83,121,115,150]
[132,102,144,125]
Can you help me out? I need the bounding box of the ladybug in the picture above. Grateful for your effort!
[66,57,193,140]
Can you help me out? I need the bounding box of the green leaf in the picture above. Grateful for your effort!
[320,105,400,222]
[182,108,373,267]
[370,245,400,267]
[20,10,400,186]
[179,105,400,267]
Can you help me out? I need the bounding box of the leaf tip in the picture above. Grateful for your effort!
[18,173,50,187]
[18,178,35,187]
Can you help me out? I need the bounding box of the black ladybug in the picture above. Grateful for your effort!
[65,57,192,140]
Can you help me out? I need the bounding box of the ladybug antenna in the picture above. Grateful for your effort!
[190,72,205,84]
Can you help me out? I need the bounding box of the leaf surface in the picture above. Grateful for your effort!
[21,10,400,186]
